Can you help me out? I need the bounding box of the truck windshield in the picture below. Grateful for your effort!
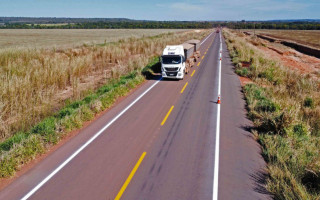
[161,56,181,64]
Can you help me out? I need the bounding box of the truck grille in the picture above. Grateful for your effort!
[166,72,178,76]
[165,67,179,72]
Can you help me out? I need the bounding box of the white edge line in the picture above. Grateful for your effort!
[21,78,162,200]
[213,32,222,200]
[21,29,215,200]
[200,31,214,45]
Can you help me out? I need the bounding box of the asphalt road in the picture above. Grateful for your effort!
[0,31,269,200]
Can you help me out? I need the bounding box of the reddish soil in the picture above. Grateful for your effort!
[251,37,320,78]
[260,45,319,74]
[239,77,253,86]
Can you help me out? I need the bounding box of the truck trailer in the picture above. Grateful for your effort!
[160,39,201,80]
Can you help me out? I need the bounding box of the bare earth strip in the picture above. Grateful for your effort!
[244,29,320,49]
[239,30,320,79]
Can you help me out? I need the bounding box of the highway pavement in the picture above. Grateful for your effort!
[0,31,270,200]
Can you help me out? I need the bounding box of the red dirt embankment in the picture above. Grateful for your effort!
[244,33,320,78]
[238,31,320,85]
[244,32,320,58]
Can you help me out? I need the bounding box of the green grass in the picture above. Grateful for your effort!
[235,67,249,77]
[224,29,320,199]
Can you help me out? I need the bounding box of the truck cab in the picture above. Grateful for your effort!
[160,45,185,80]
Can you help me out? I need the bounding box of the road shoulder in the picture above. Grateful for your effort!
[219,36,271,200]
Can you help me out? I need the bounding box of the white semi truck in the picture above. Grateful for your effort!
[160,40,200,80]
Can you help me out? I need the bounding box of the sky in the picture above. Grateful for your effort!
[0,0,319,21]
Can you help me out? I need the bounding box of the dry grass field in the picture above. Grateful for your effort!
[0,29,188,49]
[0,29,209,141]
[0,29,211,178]
[245,29,320,49]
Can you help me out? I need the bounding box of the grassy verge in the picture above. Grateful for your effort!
[0,57,159,178]
[224,29,320,199]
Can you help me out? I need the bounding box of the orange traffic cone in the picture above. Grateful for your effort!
[217,95,221,104]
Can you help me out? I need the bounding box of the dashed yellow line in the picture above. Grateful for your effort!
[161,106,174,126]
[115,152,147,200]
[197,62,200,66]
[204,52,207,55]
[191,70,195,77]
[181,82,188,94]
[202,56,204,59]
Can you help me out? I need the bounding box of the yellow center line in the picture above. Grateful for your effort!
[197,62,200,66]
[115,152,147,200]
[161,106,174,126]
[180,82,188,94]
[204,52,207,55]
[191,70,195,77]
[202,56,204,59]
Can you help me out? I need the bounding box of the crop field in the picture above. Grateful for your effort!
[245,29,320,48]
[0,29,188,49]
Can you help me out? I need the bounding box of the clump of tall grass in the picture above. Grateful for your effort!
[0,30,212,178]
[224,29,320,199]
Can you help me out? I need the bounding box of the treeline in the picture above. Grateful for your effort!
[0,21,216,29]
[1,20,320,30]
[0,17,133,24]
[226,21,320,30]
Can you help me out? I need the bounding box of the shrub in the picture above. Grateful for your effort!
[0,132,28,152]
[302,170,320,193]
[31,117,56,136]
[293,123,308,137]
[80,105,95,121]
[83,94,98,104]
[258,67,275,82]
[235,67,249,77]
[56,107,74,119]
[258,112,289,135]
[68,101,84,109]
[232,56,240,65]
[256,99,278,113]
[304,97,314,108]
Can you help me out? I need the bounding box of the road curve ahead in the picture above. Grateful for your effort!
[0,31,269,200]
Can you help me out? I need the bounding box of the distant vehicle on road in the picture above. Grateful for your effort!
[160,40,200,80]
